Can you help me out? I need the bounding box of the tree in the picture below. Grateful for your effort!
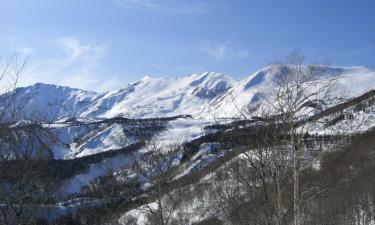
[242,126,290,225]
[207,125,291,225]
[0,54,56,225]
[0,53,23,123]
[257,51,337,225]
[130,141,183,225]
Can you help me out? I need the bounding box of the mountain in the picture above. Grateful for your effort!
[6,72,236,121]
[81,72,236,118]
[1,72,235,160]
[2,66,375,160]
[5,66,375,122]
[200,65,375,119]
[2,66,375,224]
[8,82,98,121]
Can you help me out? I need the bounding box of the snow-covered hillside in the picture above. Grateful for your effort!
[4,83,98,121]
[200,66,375,119]
[5,72,236,121]
[86,72,236,118]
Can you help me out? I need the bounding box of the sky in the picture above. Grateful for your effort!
[0,0,374,91]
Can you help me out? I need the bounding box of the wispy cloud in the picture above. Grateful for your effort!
[197,40,249,60]
[18,47,34,55]
[113,0,213,14]
[18,37,123,92]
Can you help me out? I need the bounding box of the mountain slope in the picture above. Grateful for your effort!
[200,66,375,119]
[81,72,236,118]
[6,83,99,121]
[5,72,236,121]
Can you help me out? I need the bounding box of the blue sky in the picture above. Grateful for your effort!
[1,0,374,91]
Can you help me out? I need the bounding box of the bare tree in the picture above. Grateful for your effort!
[0,53,24,123]
[256,51,339,225]
[0,54,56,225]
[130,141,183,225]
[243,127,291,225]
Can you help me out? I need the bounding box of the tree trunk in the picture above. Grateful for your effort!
[260,164,272,225]
[293,147,299,225]
[276,169,283,225]
[291,124,300,225]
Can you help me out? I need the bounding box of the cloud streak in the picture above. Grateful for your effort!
[18,37,123,92]
[197,40,249,60]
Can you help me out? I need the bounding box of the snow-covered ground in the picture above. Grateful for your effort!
[61,154,135,194]
[59,118,211,194]
[152,118,210,146]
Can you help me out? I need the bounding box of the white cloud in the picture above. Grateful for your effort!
[19,37,124,92]
[197,40,249,60]
[113,0,211,14]
[3,38,34,56]
[18,47,34,55]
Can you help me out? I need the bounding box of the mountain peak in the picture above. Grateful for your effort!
[32,82,61,90]
[141,75,153,81]
[200,65,375,119]
[26,82,97,94]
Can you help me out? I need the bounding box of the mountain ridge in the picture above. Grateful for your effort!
[3,65,375,122]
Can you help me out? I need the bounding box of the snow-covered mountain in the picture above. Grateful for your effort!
[200,65,375,119]
[9,83,98,121]
[7,72,236,121]
[6,66,374,122]
[1,72,235,160]
[82,72,236,118]
[2,66,375,161]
